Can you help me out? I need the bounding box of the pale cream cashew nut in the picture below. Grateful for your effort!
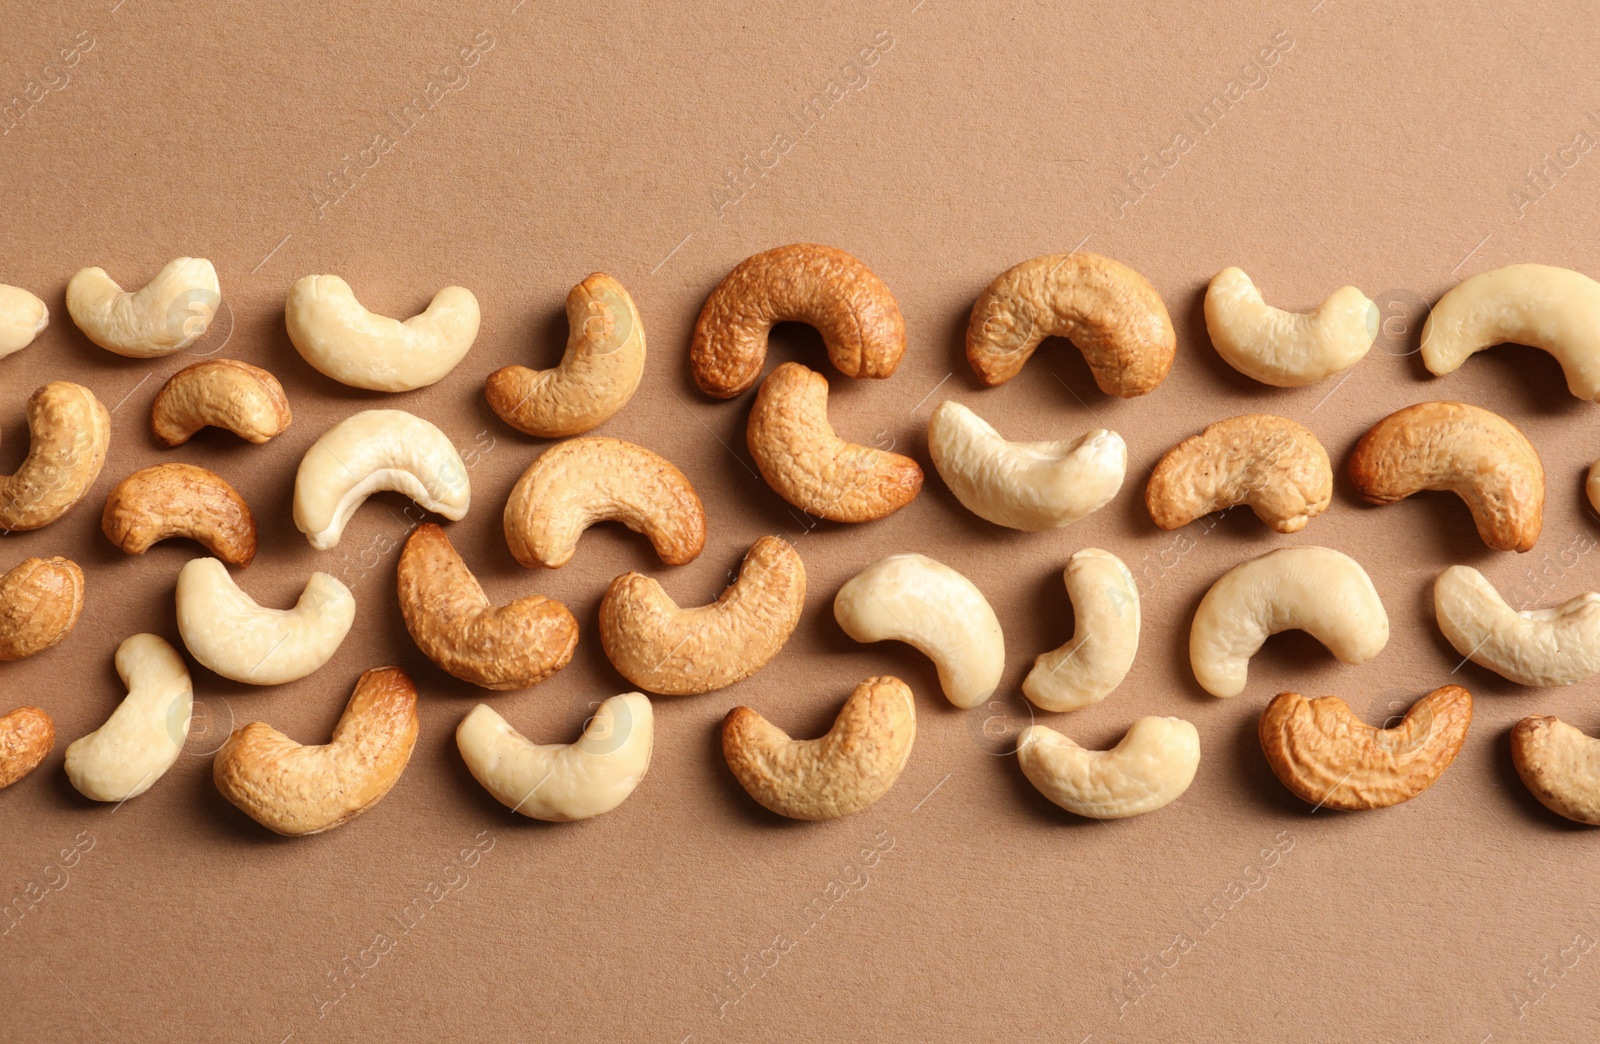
[66,257,220,357]
[1017,716,1200,819]
[1433,565,1600,686]
[0,284,48,359]
[175,557,355,685]
[1203,267,1376,387]
[64,634,192,802]
[1022,549,1139,712]
[286,274,479,391]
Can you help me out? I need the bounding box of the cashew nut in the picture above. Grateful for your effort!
[690,243,905,398]
[0,381,111,532]
[1146,414,1332,534]
[66,257,219,357]
[1203,267,1377,387]
[0,556,83,661]
[833,553,1004,709]
[456,694,653,821]
[0,284,48,359]
[1017,716,1200,819]
[927,400,1125,531]
[101,463,257,568]
[1433,565,1600,686]
[1190,547,1389,698]
[175,558,354,685]
[397,523,577,690]
[1348,400,1543,553]
[722,675,914,820]
[599,535,805,695]
[294,409,471,551]
[149,359,292,446]
[285,274,479,391]
[213,666,419,835]
[1512,716,1600,824]
[0,706,54,789]
[486,272,645,437]
[502,436,705,568]
[64,634,192,802]
[1022,549,1139,712]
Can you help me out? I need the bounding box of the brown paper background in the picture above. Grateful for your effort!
[3,0,1600,1040]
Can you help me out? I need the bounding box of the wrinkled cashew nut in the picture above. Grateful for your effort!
[1023,549,1139,712]
[149,359,292,446]
[0,284,48,359]
[102,463,258,568]
[176,557,355,685]
[1018,716,1200,819]
[1203,267,1376,387]
[66,257,219,357]
[1433,565,1600,686]
[64,634,192,802]
[0,556,83,661]
[0,381,111,532]
[0,706,54,789]
[1512,716,1600,824]
[286,274,479,392]
[1146,413,1332,534]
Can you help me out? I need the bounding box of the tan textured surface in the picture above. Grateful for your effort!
[149,357,293,446]
[0,555,84,660]
[100,461,258,567]
[1511,715,1600,825]
[1146,412,1332,533]
[0,706,54,788]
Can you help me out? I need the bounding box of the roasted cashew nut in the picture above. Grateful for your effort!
[1017,716,1200,819]
[1022,549,1139,712]
[102,463,258,568]
[64,634,192,802]
[175,558,355,685]
[66,257,219,357]
[149,359,292,446]
[1146,413,1332,534]
[1434,565,1600,686]
[0,556,84,661]
[1203,267,1376,387]
[286,274,479,392]
[0,381,111,532]
[0,284,48,359]
[0,706,54,789]
[1512,716,1600,824]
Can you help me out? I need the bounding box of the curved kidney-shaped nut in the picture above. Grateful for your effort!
[0,284,48,359]
[64,634,192,802]
[397,523,577,690]
[1421,264,1600,399]
[747,362,922,523]
[1146,414,1332,534]
[1203,268,1376,387]
[0,557,83,661]
[66,258,219,357]
[176,558,355,685]
[0,706,54,789]
[101,463,257,567]
[213,666,419,835]
[1022,549,1139,712]
[149,359,292,446]
[0,381,111,532]
[723,675,914,820]
[286,275,479,392]
[1512,716,1600,824]
[927,400,1125,531]
[834,553,1003,708]
[1190,546,1389,698]
[457,693,652,821]
[1348,401,1542,553]
[486,272,646,437]
[503,436,705,568]
[294,409,470,551]
[1018,716,1200,819]
[690,243,905,398]
[1589,458,1600,516]
[599,535,805,695]
[1433,565,1600,686]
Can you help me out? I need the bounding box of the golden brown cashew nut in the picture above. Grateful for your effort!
[1018,717,1201,819]
[0,381,111,532]
[149,359,292,446]
[0,557,84,661]
[1203,268,1377,387]
[966,251,1175,396]
[0,284,48,359]
[486,272,646,437]
[1146,414,1332,534]
[101,463,258,568]
[1512,716,1600,824]
[66,257,220,357]
[690,243,905,399]
[1348,401,1543,553]
[0,706,54,789]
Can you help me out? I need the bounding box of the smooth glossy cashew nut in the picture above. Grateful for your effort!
[214,666,419,835]
[747,362,922,523]
[294,409,471,551]
[486,272,646,437]
[176,558,355,685]
[0,556,84,661]
[0,284,48,359]
[1203,267,1377,387]
[1146,414,1332,534]
[503,436,705,568]
[1190,546,1389,698]
[0,706,54,789]
[457,693,653,821]
[66,257,219,357]
[64,634,192,802]
[1348,400,1543,553]
[1260,686,1472,810]
[723,675,915,820]
[0,381,111,532]
[599,535,805,695]
[397,523,577,690]
[1512,716,1600,824]
[1022,549,1139,712]
[690,243,905,398]
[102,463,257,568]
[1017,716,1200,819]
[834,553,1004,708]
[966,251,1175,396]
[149,359,292,446]
[1433,565,1600,686]
[285,274,479,392]
[927,400,1125,531]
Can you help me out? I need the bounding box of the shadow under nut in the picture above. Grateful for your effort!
[0,706,54,788]
[0,381,111,532]
[102,463,258,568]
[0,557,84,660]
[150,358,292,446]
[1146,413,1332,534]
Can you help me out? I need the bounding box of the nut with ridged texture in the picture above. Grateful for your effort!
[1146,413,1331,534]
[102,463,257,568]
[149,359,291,446]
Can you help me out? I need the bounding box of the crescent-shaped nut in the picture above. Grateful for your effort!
[285,274,480,392]
[1022,549,1139,712]
[1146,414,1332,534]
[0,556,84,661]
[1203,268,1377,387]
[966,251,1175,396]
[833,553,1004,709]
[485,272,646,437]
[1017,716,1200,819]
[65,257,219,357]
[1420,264,1600,399]
[1433,565,1600,686]
[0,284,48,359]
[101,463,257,568]
[213,666,419,836]
[927,400,1126,531]
[0,381,111,532]
[1190,546,1389,698]
[1512,716,1600,824]
[747,362,922,523]
[598,535,806,695]
[690,243,905,399]
[293,409,471,551]
[396,523,577,690]
[149,359,292,446]
[722,675,915,820]
[1348,400,1543,553]
[456,693,653,821]
[502,436,705,569]
[175,558,355,685]
[0,706,54,789]
[64,634,192,802]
